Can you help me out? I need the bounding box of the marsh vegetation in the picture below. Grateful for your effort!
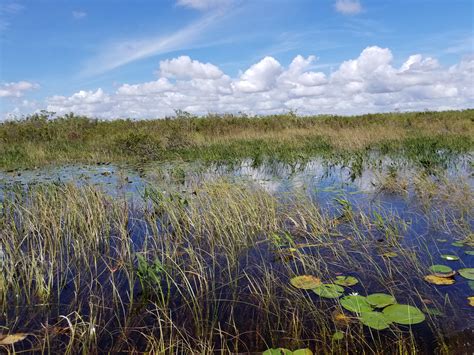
[0,111,473,353]
[0,110,472,170]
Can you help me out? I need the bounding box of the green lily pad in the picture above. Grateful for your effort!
[263,349,292,355]
[440,255,459,261]
[382,304,425,325]
[366,293,397,308]
[465,251,474,256]
[290,275,322,289]
[458,268,474,280]
[382,252,398,258]
[429,265,452,274]
[469,281,474,291]
[334,276,359,287]
[332,331,344,341]
[292,350,313,355]
[359,311,392,330]
[452,242,464,247]
[340,295,373,313]
[312,284,344,298]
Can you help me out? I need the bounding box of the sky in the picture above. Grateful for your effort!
[0,0,473,119]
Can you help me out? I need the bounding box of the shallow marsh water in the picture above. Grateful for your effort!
[0,156,473,353]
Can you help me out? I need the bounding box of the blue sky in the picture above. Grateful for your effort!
[0,0,473,119]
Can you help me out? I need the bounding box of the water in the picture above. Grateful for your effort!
[0,157,472,353]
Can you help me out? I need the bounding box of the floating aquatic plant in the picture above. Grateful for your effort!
[263,349,292,355]
[468,297,474,307]
[312,284,344,298]
[424,275,455,285]
[440,254,460,261]
[429,265,452,274]
[458,268,474,280]
[359,311,392,330]
[290,275,322,289]
[334,276,359,287]
[451,242,464,247]
[469,281,474,291]
[382,304,425,325]
[340,295,373,313]
[366,293,397,308]
[465,251,474,256]
[332,331,344,341]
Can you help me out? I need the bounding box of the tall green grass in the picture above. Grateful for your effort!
[0,109,472,169]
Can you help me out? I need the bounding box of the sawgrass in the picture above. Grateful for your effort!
[0,109,472,170]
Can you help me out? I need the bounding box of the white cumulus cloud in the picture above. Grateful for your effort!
[233,57,283,93]
[32,46,474,119]
[159,56,224,79]
[0,81,39,98]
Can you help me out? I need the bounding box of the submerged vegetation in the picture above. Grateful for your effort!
[0,109,472,170]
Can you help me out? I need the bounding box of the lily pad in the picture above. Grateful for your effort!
[429,265,452,274]
[340,295,373,313]
[424,275,455,285]
[469,296,474,307]
[366,293,397,308]
[359,311,392,330]
[334,276,359,287]
[433,271,456,278]
[458,268,474,280]
[451,242,464,247]
[290,275,322,289]
[382,252,398,258]
[332,331,344,341]
[440,254,459,261]
[382,304,425,325]
[437,239,448,242]
[263,349,293,355]
[292,350,313,355]
[465,251,474,256]
[312,284,344,298]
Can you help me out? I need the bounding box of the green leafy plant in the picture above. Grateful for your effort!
[359,312,392,330]
[382,304,425,325]
[334,276,359,287]
[312,284,344,298]
[366,293,396,308]
[136,254,170,304]
[340,295,373,313]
